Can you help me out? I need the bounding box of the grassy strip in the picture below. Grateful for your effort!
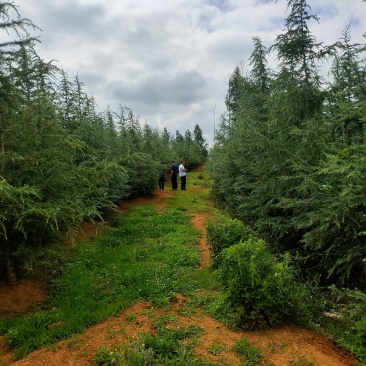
[0,170,273,365]
[1,203,201,359]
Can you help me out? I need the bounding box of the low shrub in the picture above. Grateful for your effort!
[206,212,255,268]
[218,238,321,329]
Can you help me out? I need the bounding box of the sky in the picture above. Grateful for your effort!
[7,0,366,145]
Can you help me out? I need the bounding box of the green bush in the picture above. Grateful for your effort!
[206,212,255,268]
[218,238,319,329]
[120,152,160,197]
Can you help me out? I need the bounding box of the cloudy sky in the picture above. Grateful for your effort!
[9,0,366,144]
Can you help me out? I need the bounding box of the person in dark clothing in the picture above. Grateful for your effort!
[158,162,165,190]
[170,160,178,190]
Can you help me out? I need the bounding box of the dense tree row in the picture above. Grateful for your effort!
[0,2,208,283]
[209,0,366,288]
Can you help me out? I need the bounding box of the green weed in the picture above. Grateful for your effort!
[165,173,211,213]
[151,314,178,329]
[208,341,226,355]
[232,337,263,365]
[93,325,212,366]
[176,301,196,317]
[124,313,136,323]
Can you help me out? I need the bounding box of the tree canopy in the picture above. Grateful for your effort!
[0,2,208,283]
[209,0,366,288]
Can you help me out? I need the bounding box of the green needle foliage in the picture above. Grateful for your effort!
[209,0,366,288]
[0,3,208,283]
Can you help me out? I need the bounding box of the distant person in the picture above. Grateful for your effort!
[179,160,187,190]
[170,160,178,190]
[158,162,165,190]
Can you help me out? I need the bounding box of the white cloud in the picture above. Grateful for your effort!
[9,0,366,145]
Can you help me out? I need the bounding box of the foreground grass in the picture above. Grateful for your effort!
[0,171,214,360]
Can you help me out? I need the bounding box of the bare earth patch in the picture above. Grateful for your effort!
[0,181,358,366]
[0,280,46,318]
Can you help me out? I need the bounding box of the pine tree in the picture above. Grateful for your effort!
[249,36,270,94]
[0,2,41,283]
[193,124,208,157]
[327,24,366,145]
[225,65,244,127]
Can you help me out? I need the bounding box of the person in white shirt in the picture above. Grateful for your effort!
[179,160,187,190]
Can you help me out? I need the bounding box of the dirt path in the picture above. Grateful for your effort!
[191,213,211,267]
[0,183,359,366]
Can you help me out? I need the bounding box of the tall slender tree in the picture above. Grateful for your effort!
[225,65,244,128]
[193,124,208,157]
[0,2,41,283]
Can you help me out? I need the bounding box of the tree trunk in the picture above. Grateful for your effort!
[4,239,17,285]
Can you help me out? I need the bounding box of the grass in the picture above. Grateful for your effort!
[92,324,213,366]
[165,171,213,214]
[232,338,264,366]
[0,170,215,360]
[208,341,227,355]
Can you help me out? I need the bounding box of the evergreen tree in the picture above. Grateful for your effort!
[0,2,42,283]
[327,24,366,145]
[225,66,244,127]
[249,36,270,95]
[0,2,209,283]
[193,124,208,157]
[274,0,320,86]
[209,0,366,286]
